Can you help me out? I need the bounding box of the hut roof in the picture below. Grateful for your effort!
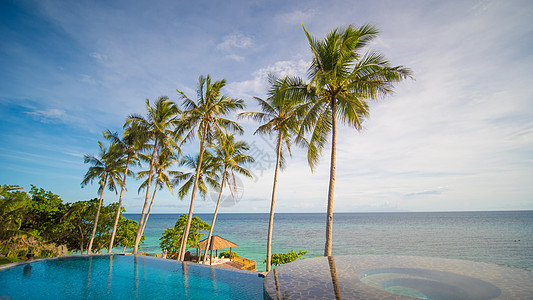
[193,235,238,251]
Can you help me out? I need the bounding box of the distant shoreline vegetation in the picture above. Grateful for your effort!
[123,210,533,215]
[0,184,142,264]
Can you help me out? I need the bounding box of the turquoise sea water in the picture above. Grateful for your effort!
[125,211,533,272]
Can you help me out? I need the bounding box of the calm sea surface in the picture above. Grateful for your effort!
[123,211,533,272]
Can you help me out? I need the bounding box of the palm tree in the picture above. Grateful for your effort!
[104,123,146,254]
[175,75,244,260]
[137,148,179,236]
[301,24,412,256]
[126,96,181,254]
[239,75,308,271]
[174,152,219,200]
[201,133,254,264]
[81,141,124,254]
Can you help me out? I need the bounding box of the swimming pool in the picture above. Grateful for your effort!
[0,254,263,299]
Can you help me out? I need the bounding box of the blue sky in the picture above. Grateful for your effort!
[1,0,532,213]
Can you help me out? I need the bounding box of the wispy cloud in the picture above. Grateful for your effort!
[89,52,108,62]
[79,74,97,85]
[405,187,449,198]
[26,108,66,123]
[275,9,315,24]
[226,59,308,99]
[216,32,254,51]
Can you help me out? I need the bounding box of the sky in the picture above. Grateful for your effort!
[1,0,532,214]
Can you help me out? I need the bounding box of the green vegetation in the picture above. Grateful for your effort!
[0,184,142,261]
[218,250,236,259]
[159,214,210,258]
[267,249,308,266]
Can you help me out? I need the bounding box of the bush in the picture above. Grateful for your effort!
[0,256,23,265]
[218,251,236,258]
[17,249,29,258]
[40,250,54,257]
[267,249,308,266]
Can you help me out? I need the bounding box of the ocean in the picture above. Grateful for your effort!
[123,211,533,272]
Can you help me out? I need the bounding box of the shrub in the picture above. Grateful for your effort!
[218,251,236,258]
[0,256,23,265]
[267,249,308,266]
[17,249,29,258]
[40,250,54,257]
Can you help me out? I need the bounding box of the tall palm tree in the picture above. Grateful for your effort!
[202,133,254,264]
[104,124,146,254]
[301,24,412,256]
[239,75,308,271]
[126,96,181,254]
[137,148,179,236]
[81,141,124,254]
[175,74,244,260]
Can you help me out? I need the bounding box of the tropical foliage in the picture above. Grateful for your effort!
[267,249,308,266]
[0,184,142,260]
[159,214,210,258]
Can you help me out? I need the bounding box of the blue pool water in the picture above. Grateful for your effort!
[0,254,263,299]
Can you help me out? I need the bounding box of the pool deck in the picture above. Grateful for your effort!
[263,255,533,299]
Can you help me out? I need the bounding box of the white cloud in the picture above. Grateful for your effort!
[26,108,66,123]
[226,59,309,99]
[226,54,245,62]
[216,32,254,51]
[275,9,315,24]
[80,74,97,85]
[89,52,107,61]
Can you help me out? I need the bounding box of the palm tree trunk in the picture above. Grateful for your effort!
[88,175,108,254]
[178,127,208,261]
[140,180,159,236]
[108,155,131,253]
[202,167,227,264]
[133,140,158,254]
[79,225,84,253]
[324,98,337,256]
[266,132,283,272]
